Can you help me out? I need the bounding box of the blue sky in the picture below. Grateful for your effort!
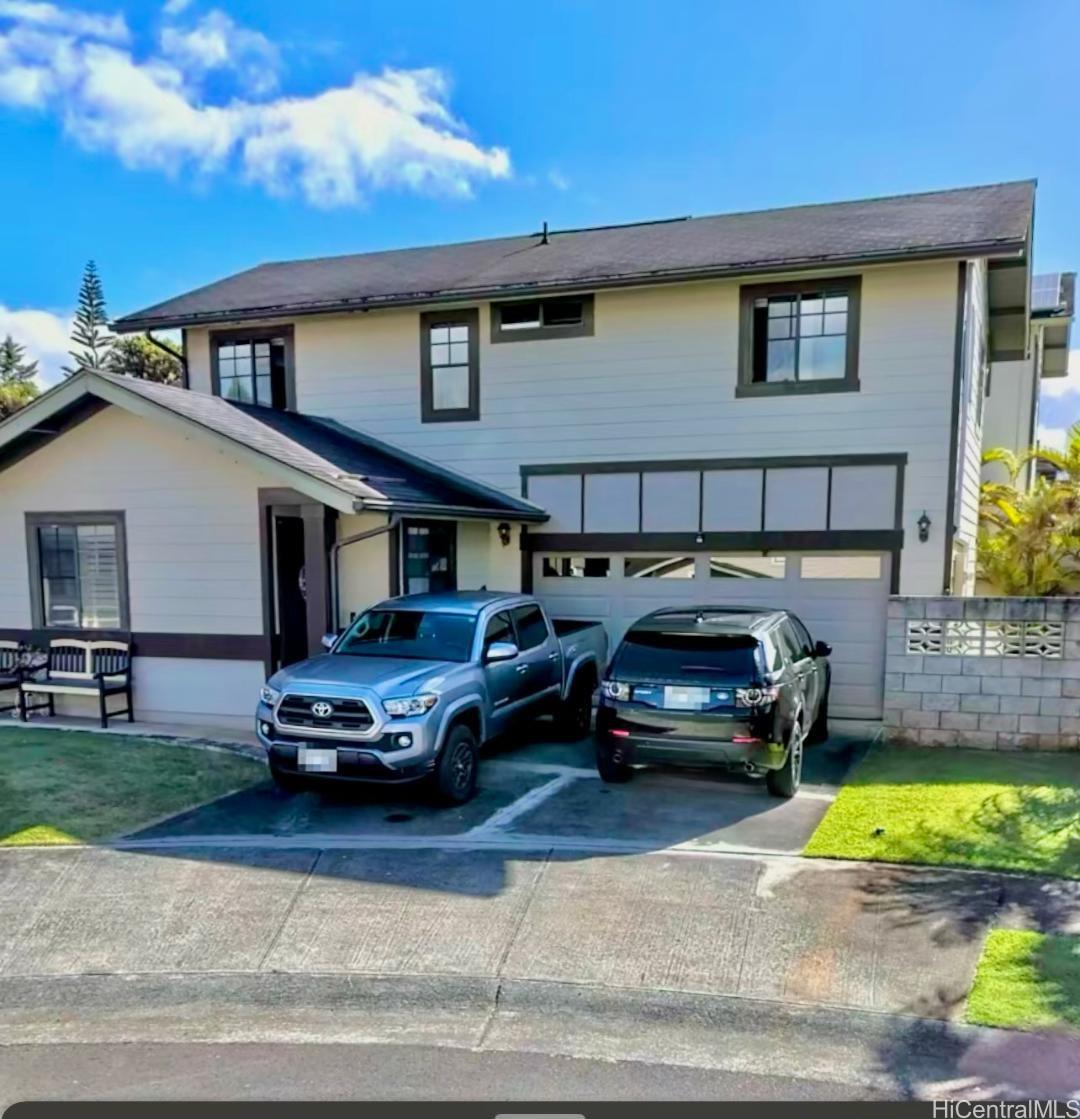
[1,0,1077,440]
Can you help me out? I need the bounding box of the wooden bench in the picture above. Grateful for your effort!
[0,640,24,715]
[20,639,134,728]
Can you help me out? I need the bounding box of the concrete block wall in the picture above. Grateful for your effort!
[884,596,1080,751]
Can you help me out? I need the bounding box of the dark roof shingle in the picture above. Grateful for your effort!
[115,181,1034,330]
[96,373,545,520]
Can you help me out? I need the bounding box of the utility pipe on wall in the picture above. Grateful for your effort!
[329,514,400,632]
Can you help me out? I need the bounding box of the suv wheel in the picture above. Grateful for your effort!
[433,723,479,805]
[807,690,829,745]
[766,721,804,799]
[596,738,632,783]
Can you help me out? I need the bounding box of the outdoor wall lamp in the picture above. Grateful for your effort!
[917,511,932,543]
[497,522,512,547]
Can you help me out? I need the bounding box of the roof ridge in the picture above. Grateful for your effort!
[233,180,1038,269]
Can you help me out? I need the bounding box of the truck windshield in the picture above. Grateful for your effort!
[614,629,758,679]
[335,609,476,662]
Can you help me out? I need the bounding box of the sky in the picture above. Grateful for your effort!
[1,0,1078,447]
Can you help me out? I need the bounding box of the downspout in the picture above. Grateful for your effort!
[330,513,401,632]
[144,331,188,383]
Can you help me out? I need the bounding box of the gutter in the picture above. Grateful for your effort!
[111,238,1029,334]
[354,498,547,523]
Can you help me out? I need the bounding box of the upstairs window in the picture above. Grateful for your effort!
[421,309,479,422]
[491,294,594,342]
[738,277,860,396]
[211,328,293,410]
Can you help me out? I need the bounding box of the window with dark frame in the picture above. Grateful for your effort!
[213,333,290,409]
[491,294,594,342]
[421,309,479,422]
[28,514,127,630]
[402,521,457,595]
[739,277,860,395]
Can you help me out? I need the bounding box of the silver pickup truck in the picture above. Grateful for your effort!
[255,591,608,804]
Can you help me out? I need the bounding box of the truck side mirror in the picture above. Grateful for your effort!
[484,641,519,664]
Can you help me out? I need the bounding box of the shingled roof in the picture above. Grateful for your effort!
[114,181,1035,331]
[0,371,546,521]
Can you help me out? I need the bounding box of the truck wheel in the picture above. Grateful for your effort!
[596,739,632,783]
[269,763,306,794]
[766,721,804,799]
[433,724,479,805]
[557,677,595,741]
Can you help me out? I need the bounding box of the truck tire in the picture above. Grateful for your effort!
[596,739,632,783]
[432,723,479,805]
[269,763,306,794]
[557,675,595,741]
[766,720,804,799]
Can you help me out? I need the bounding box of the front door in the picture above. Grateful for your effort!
[273,514,308,669]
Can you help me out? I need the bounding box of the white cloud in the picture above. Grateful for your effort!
[0,2,511,207]
[159,8,280,97]
[0,305,71,387]
[0,0,127,41]
[1037,425,1068,453]
[1040,348,1080,399]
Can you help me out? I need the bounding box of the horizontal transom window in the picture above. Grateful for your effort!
[492,294,594,342]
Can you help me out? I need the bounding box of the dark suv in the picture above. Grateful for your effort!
[595,606,831,797]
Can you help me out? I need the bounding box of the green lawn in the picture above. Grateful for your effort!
[0,727,264,845]
[804,747,1080,878]
[967,930,1080,1031]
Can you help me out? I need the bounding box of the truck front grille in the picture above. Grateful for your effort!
[277,694,375,732]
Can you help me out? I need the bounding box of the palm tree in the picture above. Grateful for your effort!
[977,425,1080,595]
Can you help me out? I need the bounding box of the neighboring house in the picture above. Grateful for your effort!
[0,179,1065,727]
[982,270,1075,488]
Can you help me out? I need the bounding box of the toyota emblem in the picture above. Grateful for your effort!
[311,701,334,719]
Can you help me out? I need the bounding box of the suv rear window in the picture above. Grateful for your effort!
[613,629,759,679]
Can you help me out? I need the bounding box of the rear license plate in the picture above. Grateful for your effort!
[663,685,711,710]
[298,747,337,772]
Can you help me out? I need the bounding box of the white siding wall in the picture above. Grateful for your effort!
[187,259,962,595]
[457,520,521,593]
[0,406,272,725]
[983,357,1035,480]
[335,512,391,627]
[186,328,212,395]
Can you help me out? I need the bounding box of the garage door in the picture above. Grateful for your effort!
[534,551,890,719]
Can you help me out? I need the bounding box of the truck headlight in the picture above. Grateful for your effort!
[259,684,280,707]
[601,680,631,701]
[383,693,439,718]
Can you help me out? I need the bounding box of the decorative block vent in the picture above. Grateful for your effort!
[906,619,1063,658]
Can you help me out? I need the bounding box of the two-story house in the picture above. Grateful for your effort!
[0,179,1067,728]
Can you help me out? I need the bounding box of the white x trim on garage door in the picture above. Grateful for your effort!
[535,551,891,719]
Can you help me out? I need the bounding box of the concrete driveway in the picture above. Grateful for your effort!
[125,719,872,855]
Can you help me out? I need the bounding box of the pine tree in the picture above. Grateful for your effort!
[65,260,113,374]
[0,334,39,384]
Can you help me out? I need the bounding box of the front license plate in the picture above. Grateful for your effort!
[663,685,711,710]
[298,747,337,773]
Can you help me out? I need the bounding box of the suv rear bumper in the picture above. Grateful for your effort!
[597,703,786,771]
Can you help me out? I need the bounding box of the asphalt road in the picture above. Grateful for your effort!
[0,1041,888,1104]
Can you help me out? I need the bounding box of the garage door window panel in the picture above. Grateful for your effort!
[541,556,611,578]
[709,555,786,579]
[801,555,883,579]
[624,556,696,579]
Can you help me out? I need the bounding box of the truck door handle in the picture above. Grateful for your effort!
[516,665,529,674]
[547,652,559,661]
